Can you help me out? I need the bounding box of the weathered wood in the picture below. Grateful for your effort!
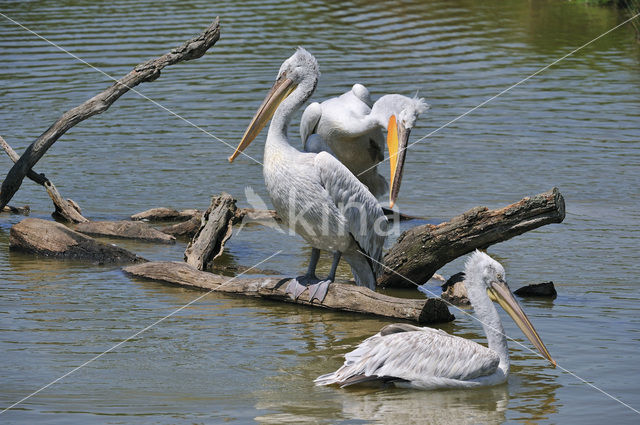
[123,261,454,324]
[161,214,202,238]
[45,181,89,223]
[440,272,470,306]
[131,207,200,222]
[1,135,89,222]
[0,17,221,209]
[10,218,146,264]
[379,188,566,288]
[1,205,30,215]
[184,193,236,270]
[234,207,281,223]
[75,220,176,244]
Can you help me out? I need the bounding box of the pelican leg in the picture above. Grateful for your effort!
[286,248,321,300]
[308,251,341,303]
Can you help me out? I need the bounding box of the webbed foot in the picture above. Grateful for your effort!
[286,275,323,301]
[308,280,331,303]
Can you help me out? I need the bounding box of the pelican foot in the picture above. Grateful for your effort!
[286,275,320,300]
[308,280,331,303]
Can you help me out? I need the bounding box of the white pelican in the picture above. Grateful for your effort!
[228,48,388,303]
[315,251,555,389]
[300,84,429,208]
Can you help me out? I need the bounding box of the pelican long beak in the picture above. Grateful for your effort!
[386,115,410,209]
[488,279,556,367]
[228,75,298,162]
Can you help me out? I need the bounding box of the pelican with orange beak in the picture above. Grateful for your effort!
[316,251,556,389]
[229,48,388,303]
[301,85,428,209]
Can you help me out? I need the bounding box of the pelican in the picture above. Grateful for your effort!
[315,251,556,389]
[300,84,429,208]
[228,48,388,303]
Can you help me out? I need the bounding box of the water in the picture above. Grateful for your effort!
[1,0,639,423]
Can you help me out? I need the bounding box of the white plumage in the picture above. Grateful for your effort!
[315,251,555,389]
[300,84,428,205]
[229,48,387,301]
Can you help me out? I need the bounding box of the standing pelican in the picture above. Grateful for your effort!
[228,48,388,303]
[315,251,555,389]
[300,84,428,207]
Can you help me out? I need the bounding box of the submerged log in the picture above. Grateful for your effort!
[10,218,146,264]
[0,18,221,209]
[514,281,557,298]
[184,193,236,270]
[379,188,566,288]
[1,205,30,215]
[123,261,454,324]
[75,220,176,244]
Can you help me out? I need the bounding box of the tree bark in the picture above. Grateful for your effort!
[378,187,566,288]
[123,261,454,324]
[0,17,221,209]
[184,193,236,270]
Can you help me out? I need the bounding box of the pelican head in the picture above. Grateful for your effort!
[379,95,429,208]
[464,250,556,367]
[229,47,319,162]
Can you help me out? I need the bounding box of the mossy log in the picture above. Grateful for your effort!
[123,261,454,324]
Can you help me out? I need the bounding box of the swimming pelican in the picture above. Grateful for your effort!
[315,251,555,389]
[228,48,388,303]
[300,84,428,207]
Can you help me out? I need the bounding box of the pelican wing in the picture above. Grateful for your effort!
[314,151,387,273]
[316,326,500,387]
[300,101,322,150]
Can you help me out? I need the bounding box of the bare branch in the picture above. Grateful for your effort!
[0,17,221,209]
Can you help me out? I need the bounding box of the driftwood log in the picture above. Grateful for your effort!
[0,18,221,210]
[1,135,89,223]
[75,220,176,244]
[123,261,454,324]
[10,218,146,264]
[378,188,566,288]
[131,207,200,222]
[161,214,203,238]
[184,193,236,270]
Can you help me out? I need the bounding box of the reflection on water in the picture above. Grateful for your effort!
[338,386,511,425]
[1,0,639,423]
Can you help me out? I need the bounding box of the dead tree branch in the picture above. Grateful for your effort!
[378,187,566,288]
[1,135,89,222]
[0,17,221,209]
